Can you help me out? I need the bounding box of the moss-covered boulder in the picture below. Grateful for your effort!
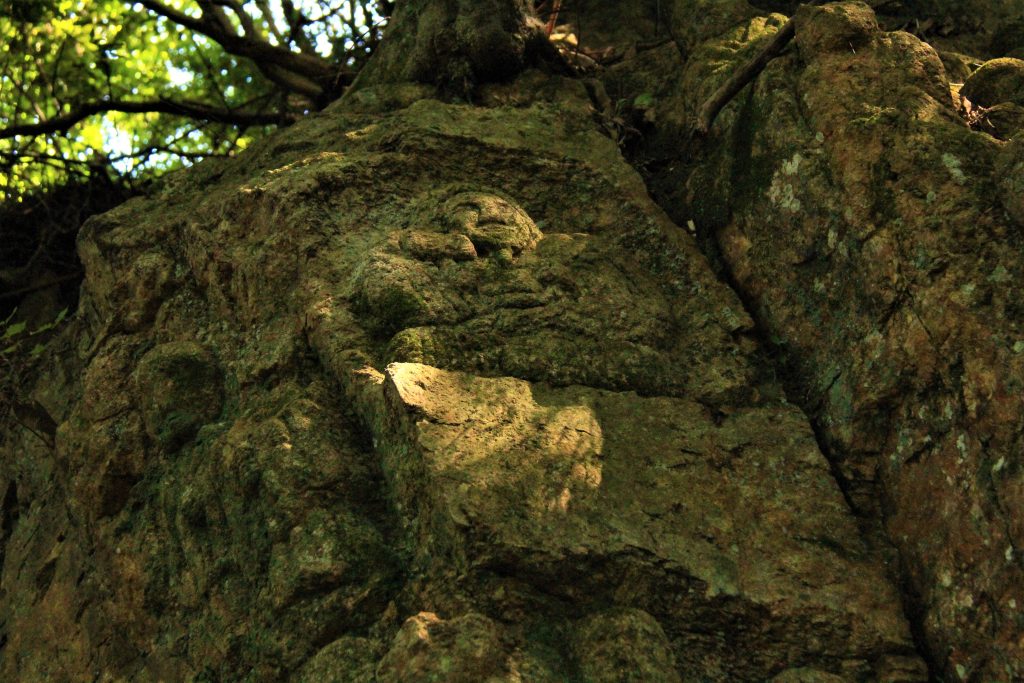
[376,612,510,682]
[794,0,879,59]
[984,100,1024,139]
[938,51,979,82]
[996,136,1024,226]
[961,57,1024,106]
[571,608,680,683]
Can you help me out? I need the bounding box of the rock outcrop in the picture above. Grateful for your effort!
[613,0,1024,678]
[0,57,926,683]
[3,0,1022,680]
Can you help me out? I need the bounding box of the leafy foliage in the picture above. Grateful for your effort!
[0,0,387,202]
[1,305,67,357]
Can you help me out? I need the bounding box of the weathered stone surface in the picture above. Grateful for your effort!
[376,612,510,682]
[353,362,917,679]
[293,636,379,683]
[669,0,762,53]
[938,51,978,83]
[1,18,931,683]
[572,608,680,683]
[400,230,478,262]
[134,341,223,450]
[771,669,846,683]
[984,101,1024,140]
[793,1,879,60]
[619,0,1024,678]
[996,137,1024,226]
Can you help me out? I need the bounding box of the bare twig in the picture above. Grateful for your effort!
[546,0,562,36]
[0,272,83,301]
[1,99,290,139]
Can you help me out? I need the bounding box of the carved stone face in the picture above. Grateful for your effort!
[441,191,542,255]
[351,188,543,335]
[346,184,749,400]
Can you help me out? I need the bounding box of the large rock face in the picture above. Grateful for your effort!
[5,0,1023,679]
[614,0,1024,679]
[0,57,930,683]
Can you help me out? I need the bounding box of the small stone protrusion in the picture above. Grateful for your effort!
[961,58,1024,108]
[134,341,224,451]
[571,608,680,683]
[794,1,880,60]
[376,612,508,682]
[400,230,478,262]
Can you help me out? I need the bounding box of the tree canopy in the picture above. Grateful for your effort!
[0,0,389,202]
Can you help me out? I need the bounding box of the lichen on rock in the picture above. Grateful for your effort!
[619,0,1024,678]
[134,341,224,451]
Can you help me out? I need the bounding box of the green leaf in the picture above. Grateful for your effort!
[2,321,27,339]
[633,92,655,108]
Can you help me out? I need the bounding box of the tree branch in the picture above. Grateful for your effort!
[255,63,325,98]
[692,0,902,135]
[279,0,317,55]
[135,0,211,35]
[134,0,349,98]
[693,0,830,136]
[219,0,262,39]
[198,0,238,35]
[694,20,800,135]
[0,99,291,139]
